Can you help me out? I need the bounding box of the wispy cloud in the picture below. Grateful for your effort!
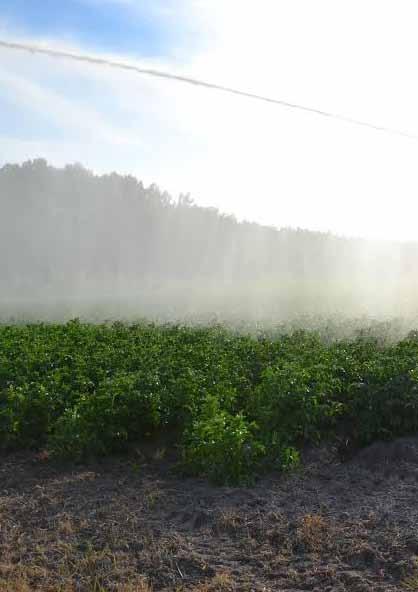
[0,64,144,148]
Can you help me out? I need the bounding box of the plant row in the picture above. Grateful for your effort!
[1,320,418,483]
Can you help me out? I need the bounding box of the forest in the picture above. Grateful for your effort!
[1,159,418,321]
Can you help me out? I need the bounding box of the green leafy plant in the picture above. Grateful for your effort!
[1,320,418,483]
[182,395,265,484]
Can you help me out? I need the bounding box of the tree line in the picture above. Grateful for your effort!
[1,159,417,318]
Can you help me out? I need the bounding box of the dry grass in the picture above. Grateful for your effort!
[0,582,154,592]
[401,575,418,591]
[0,568,154,592]
[214,510,243,535]
[0,578,31,592]
[58,518,75,537]
[296,514,331,552]
[184,572,235,592]
[117,581,153,592]
[2,448,418,591]
[143,485,165,510]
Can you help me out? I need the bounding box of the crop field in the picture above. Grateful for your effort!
[3,319,418,590]
[2,319,418,485]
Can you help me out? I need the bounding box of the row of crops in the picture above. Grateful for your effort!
[1,320,418,483]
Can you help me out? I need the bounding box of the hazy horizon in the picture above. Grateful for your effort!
[2,157,418,246]
[1,159,418,325]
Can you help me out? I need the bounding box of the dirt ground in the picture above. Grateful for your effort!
[2,438,418,591]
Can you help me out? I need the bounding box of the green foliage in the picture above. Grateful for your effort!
[340,341,418,446]
[252,359,343,445]
[0,383,52,448]
[2,320,418,483]
[49,371,162,459]
[182,395,265,485]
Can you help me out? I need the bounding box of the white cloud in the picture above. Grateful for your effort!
[1,1,418,240]
[0,66,145,148]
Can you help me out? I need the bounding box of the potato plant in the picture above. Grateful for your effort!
[1,320,418,483]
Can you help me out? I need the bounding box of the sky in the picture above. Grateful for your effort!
[1,0,418,241]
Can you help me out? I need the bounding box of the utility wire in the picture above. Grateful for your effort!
[1,38,418,141]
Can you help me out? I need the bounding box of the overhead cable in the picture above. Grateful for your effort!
[1,39,417,141]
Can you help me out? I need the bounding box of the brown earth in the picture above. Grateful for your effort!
[2,438,418,591]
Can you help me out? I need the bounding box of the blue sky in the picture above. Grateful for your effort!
[1,0,418,240]
[0,0,199,143]
[0,0,185,56]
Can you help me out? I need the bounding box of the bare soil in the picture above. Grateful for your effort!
[2,439,418,591]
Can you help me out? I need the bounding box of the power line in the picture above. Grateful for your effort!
[1,38,418,141]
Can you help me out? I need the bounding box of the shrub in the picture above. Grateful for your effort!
[49,371,161,458]
[0,383,52,449]
[251,360,343,452]
[344,363,418,446]
[182,395,265,485]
